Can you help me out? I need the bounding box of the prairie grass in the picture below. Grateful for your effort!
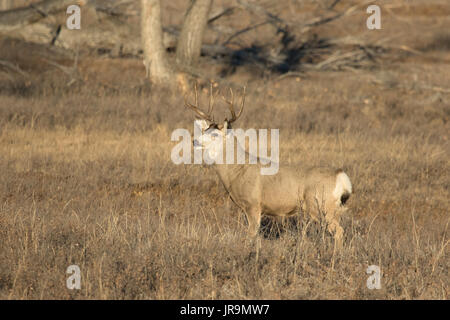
[0,65,448,299]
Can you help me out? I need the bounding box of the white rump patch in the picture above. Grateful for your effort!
[333,172,352,200]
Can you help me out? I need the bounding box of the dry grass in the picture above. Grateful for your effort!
[0,68,448,299]
[0,0,449,300]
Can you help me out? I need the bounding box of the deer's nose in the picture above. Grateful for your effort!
[193,139,203,148]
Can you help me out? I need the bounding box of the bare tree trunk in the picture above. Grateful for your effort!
[176,0,212,67]
[141,0,174,85]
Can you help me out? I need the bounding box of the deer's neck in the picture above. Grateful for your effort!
[211,137,258,191]
[213,163,247,192]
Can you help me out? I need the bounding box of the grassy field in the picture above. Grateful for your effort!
[0,0,448,299]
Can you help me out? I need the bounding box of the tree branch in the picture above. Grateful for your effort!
[0,0,86,33]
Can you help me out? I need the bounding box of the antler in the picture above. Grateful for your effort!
[184,82,217,123]
[222,86,246,124]
[185,83,246,125]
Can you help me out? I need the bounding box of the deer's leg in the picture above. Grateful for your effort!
[245,207,261,236]
[325,216,344,246]
[304,190,322,223]
[305,189,345,245]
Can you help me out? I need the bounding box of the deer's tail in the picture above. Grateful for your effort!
[333,170,352,205]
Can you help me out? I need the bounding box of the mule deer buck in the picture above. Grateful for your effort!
[185,85,352,244]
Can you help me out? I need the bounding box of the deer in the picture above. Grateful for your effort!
[184,84,352,245]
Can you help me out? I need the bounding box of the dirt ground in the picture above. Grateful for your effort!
[0,0,448,299]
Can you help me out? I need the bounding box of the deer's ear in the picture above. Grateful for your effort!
[194,119,209,131]
[224,121,232,131]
